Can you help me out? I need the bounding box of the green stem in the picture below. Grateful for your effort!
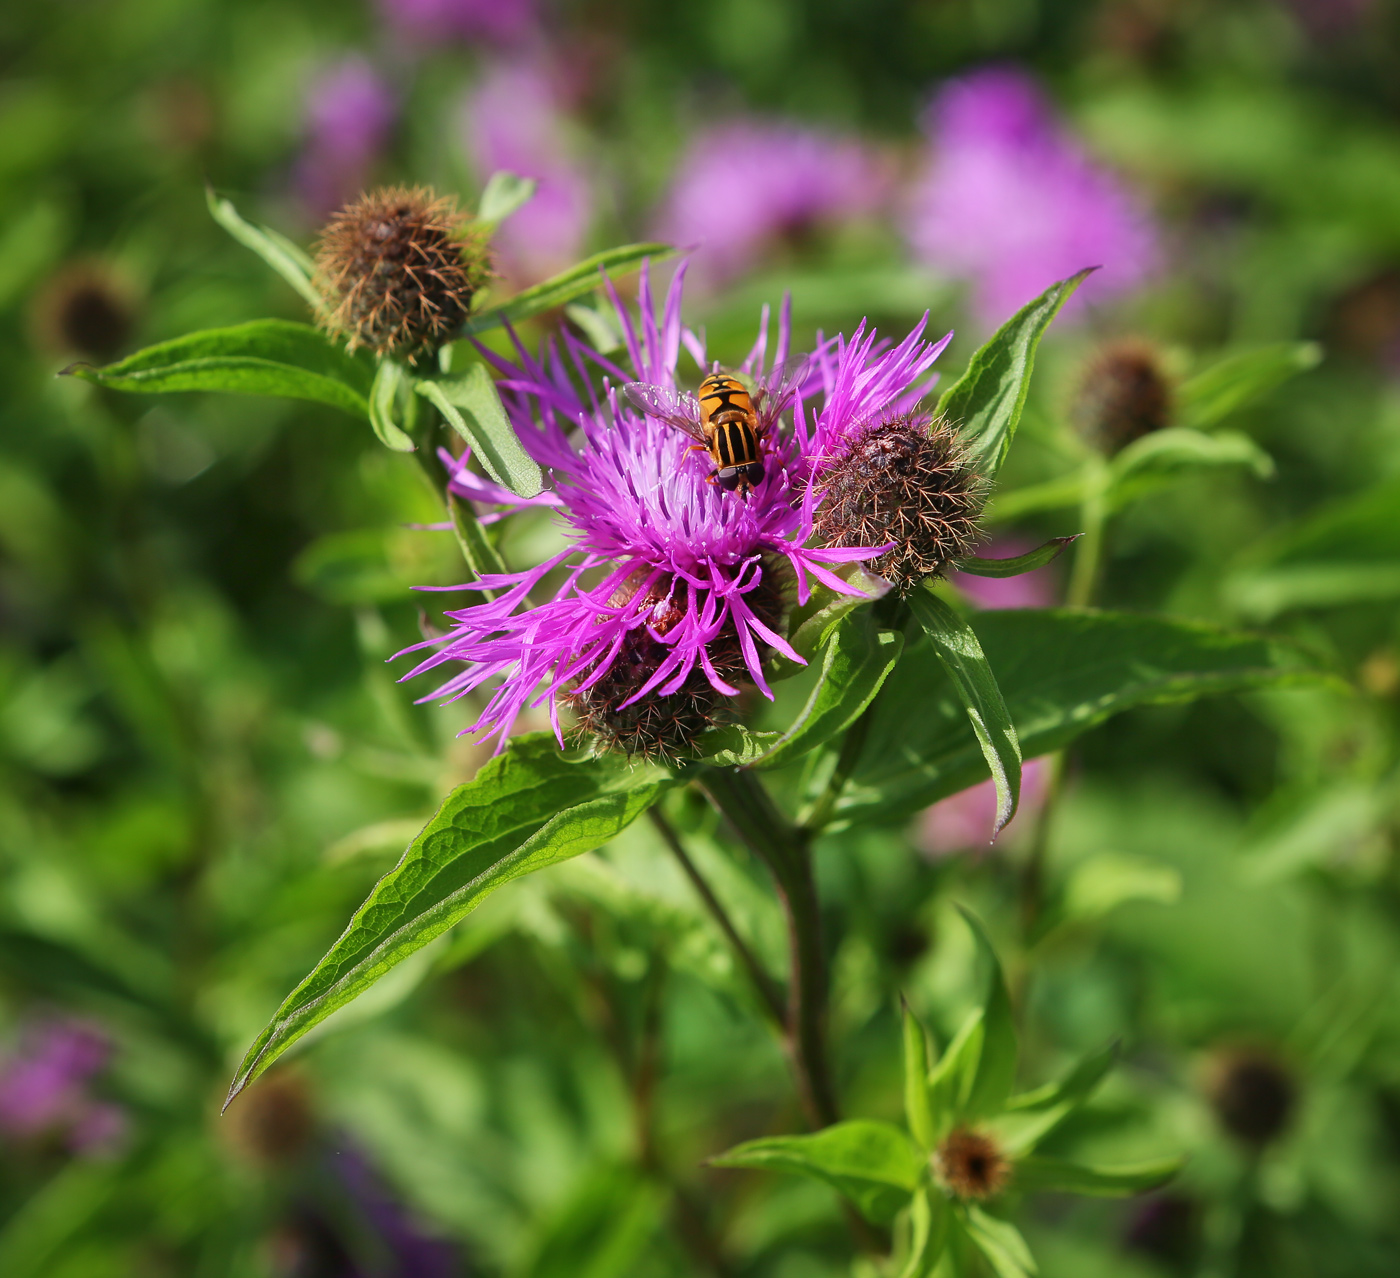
[698,768,839,1129]
[1066,454,1108,609]
[648,809,787,1030]
[798,705,874,833]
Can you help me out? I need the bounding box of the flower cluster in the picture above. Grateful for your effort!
[402,263,963,757]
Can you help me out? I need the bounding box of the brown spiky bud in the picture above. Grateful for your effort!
[33,261,137,363]
[1205,1047,1295,1147]
[570,565,789,762]
[1074,338,1173,453]
[313,185,490,364]
[811,414,985,593]
[933,1127,1010,1200]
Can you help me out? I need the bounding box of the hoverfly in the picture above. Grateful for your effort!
[623,358,809,498]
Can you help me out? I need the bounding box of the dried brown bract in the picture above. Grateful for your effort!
[313,185,491,364]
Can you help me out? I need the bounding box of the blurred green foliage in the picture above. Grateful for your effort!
[5,1,1400,1276]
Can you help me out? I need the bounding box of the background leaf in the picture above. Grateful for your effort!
[937,269,1093,477]
[226,735,677,1103]
[476,170,538,227]
[63,320,374,418]
[1013,1155,1182,1197]
[711,1120,923,1224]
[1176,342,1322,430]
[833,610,1330,827]
[205,187,322,310]
[906,589,1022,836]
[963,1206,1036,1278]
[958,907,1018,1118]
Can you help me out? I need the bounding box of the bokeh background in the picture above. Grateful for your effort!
[5,0,1400,1274]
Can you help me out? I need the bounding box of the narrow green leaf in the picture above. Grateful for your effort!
[1013,1155,1182,1197]
[767,572,885,682]
[712,1120,923,1224]
[907,588,1022,836]
[1177,342,1321,431]
[417,363,544,497]
[927,1009,984,1137]
[462,243,676,337]
[521,1166,666,1278]
[226,735,677,1104]
[370,360,416,451]
[963,1205,1036,1278]
[835,610,1331,827]
[956,537,1079,579]
[984,474,1087,524]
[62,320,373,418]
[206,187,321,310]
[477,170,537,226]
[957,907,1018,1118]
[1109,427,1274,491]
[898,1188,951,1278]
[752,613,903,771]
[903,1002,937,1149]
[937,269,1094,478]
[997,1040,1119,1155]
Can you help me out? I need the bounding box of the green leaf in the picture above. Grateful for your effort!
[906,588,1022,837]
[370,360,416,451]
[1013,1155,1182,1197]
[1176,342,1321,431]
[958,907,1018,1119]
[937,269,1093,478]
[927,1010,984,1137]
[225,735,677,1104]
[956,537,1079,579]
[767,572,884,682]
[477,170,537,227]
[998,1040,1118,1156]
[899,1187,951,1278]
[984,474,1087,524]
[448,493,509,592]
[690,723,784,767]
[752,612,903,770]
[416,363,544,497]
[521,1165,666,1278]
[62,320,373,418]
[1061,852,1182,921]
[963,1205,1036,1278]
[834,610,1329,827]
[206,187,321,310]
[712,1120,923,1224]
[1108,428,1274,494]
[462,243,676,337]
[903,1003,937,1150]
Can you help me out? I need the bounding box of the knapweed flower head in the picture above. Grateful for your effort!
[295,56,396,217]
[656,120,890,290]
[1204,1046,1296,1148]
[400,262,884,759]
[906,67,1158,329]
[314,185,491,364]
[34,259,137,363]
[806,321,985,592]
[1074,337,1173,452]
[934,1126,1011,1200]
[462,60,592,284]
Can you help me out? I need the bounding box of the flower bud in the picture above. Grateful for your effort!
[933,1126,1010,1200]
[1205,1046,1295,1148]
[34,261,138,363]
[313,185,490,364]
[1073,337,1172,453]
[222,1069,317,1167]
[812,414,985,593]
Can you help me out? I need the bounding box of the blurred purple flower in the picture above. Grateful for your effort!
[917,756,1051,855]
[1284,0,1373,38]
[0,1016,124,1153]
[295,56,396,218]
[906,67,1158,330]
[377,0,535,46]
[656,121,890,289]
[462,60,591,284]
[333,1145,459,1277]
[951,537,1057,609]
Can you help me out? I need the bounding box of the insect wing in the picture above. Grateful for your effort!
[753,354,815,432]
[621,381,705,443]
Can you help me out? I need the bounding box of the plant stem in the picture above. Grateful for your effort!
[1066,454,1108,609]
[648,809,787,1029]
[798,704,873,834]
[698,768,839,1130]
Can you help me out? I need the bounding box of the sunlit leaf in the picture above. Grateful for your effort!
[226,735,677,1103]
[927,1009,985,1137]
[997,1040,1119,1156]
[938,269,1094,478]
[417,363,544,496]
[907,588,1021,836]
[903,1002,937,1149]
[370,359,416,451]
[958,907,1018,1119]
[477,170,537,227]
[206,187,321,310]
[712,1120,923,1224]
[898,1187,951,1278]
[963,1205,1036,1278]
[63,320,373,419]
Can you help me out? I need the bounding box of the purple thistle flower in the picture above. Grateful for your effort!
[295,56,396,218]
[462,59,592,284]
[399,263,894,752]
[906,67,1158,330]
[655,120,891,289]
[377,0,535,46]
[0,1015,124,1154]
